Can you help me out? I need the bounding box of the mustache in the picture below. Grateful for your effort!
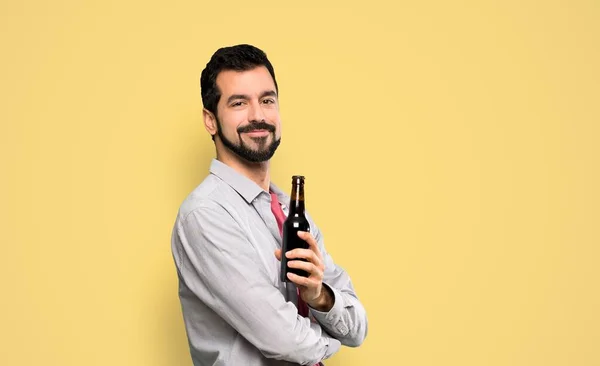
[237,121,276,134]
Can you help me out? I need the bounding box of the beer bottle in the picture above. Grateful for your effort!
[280,175,311,282]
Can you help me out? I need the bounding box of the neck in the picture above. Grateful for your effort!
[216,148,271,192]
[289,198,305,215]
[289,179,305,215]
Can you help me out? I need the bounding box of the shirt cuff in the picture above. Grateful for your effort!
[323,335,341,360]
[308,283,349,336]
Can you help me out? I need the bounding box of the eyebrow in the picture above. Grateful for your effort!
[226,90,278,105]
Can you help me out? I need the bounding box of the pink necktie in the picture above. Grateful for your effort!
[270,192,323,366]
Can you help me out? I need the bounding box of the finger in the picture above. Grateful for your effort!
[288,260,323,279]
[286,249,325,270]
[286,249,320,267]
[288,273,323,294]
[297,231,323,261]
[287,272,312,287]
[274,249,282,261]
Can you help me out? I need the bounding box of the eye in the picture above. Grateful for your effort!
[231,101,244,107]
[262,98,275,104]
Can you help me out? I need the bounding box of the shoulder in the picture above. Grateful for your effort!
[176,173,236,223]
[172,175,251,252]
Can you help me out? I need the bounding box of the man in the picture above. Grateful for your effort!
[171,44,368,366]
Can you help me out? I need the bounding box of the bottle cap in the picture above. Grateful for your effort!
[291,175,305,183]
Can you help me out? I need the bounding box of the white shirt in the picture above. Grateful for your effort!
[171,159,368,365]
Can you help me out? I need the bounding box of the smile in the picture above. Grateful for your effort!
[243,130,271,138]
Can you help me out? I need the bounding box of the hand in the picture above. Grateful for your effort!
[274,231,333,312]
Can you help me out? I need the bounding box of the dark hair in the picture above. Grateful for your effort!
[200,44,278,118]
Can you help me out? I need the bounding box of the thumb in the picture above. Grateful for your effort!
[274,249,282,261]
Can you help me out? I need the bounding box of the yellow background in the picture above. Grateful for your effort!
[1,0,599,365]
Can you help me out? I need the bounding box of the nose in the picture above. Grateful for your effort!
[248,100,267,123]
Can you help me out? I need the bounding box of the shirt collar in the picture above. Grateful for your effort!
[209,159,288,205]
[268,181,290,209]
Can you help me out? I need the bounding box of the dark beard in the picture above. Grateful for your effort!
[216,119,281,163]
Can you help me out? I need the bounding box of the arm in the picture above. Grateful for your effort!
[307,221,369,347]
[173,203,340,364]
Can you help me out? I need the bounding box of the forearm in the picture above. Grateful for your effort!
[308,283,335,312]
[254,313,341,363]
[309,283,368,347]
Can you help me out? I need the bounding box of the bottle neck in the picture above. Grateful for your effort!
[288,183,305,216]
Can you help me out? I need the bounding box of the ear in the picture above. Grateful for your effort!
[202,108,217,138]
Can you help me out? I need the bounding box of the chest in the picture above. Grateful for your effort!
[226,194,290,290]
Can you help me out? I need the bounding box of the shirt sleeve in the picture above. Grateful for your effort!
[173,202,341,365]
[306,216,369,348]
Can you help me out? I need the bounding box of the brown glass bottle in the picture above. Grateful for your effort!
[280,175,311,282]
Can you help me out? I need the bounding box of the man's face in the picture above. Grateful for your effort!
[213,66,281,163]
